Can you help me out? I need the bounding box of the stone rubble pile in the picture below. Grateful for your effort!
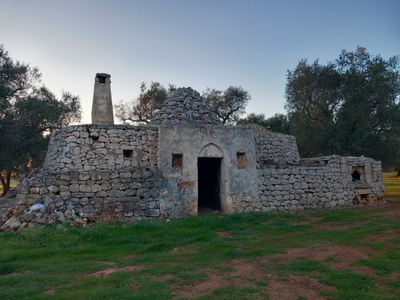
[151,87,221,126]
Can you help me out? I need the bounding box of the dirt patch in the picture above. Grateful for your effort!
[216,231,233,238]
[263,244,379,278]
[389,271,400,281]
[267,276,335,300]
[96,261,116,265]
[361,230,399,246]
[262,221,273,225]
[43,287,57,295]
[173,257,337,299]
[90,265,147,278]
[6,272,25,276]
[268,244,372,264]
[170,246,197,254]
[174,258,268,299]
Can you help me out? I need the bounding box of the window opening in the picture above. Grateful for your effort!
[237,152,246,169]
[97,75,107,84]
[123,150,133,158]
[172,154,183,170]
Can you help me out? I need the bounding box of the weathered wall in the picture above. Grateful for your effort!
[158,125,260,217]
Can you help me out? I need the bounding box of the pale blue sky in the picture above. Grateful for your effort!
[1,0,399,124]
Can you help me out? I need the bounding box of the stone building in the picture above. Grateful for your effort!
[0,74,385,230]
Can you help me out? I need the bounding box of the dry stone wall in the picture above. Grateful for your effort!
[248,124,300,166]
[0,125,162,230]
[0,121,386,231]
[256,155,385,212]
[45,125,159,172]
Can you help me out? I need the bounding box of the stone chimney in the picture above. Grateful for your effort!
[91,73,114,124]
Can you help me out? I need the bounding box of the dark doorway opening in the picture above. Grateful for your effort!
[198,157,222,214]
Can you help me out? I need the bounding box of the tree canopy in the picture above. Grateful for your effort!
[114,82,176,125]
[238,113,290,134]
[115,84,251,125]
[0,45,82,196]
[202,86,251,125]
[285,47,400,168]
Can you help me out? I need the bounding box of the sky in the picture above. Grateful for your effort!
[1,0,399,124]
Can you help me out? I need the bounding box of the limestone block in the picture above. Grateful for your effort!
[1,215,21,230]
[145,209,160,217]
[132,171,142,179]
[39,187,49,195]
[101,183,112,191]
[79,173,91,181]
[48,186,59,193]
[119,172,131,179]
[94,191,107,198]
[131,182,142,189]
[137,188,150,198]
[92,185,102,193]
[79,185,92,193]
[66,136,77,143]
[30,187,40,194]
[107,190,126,198]
[69,184,79,193]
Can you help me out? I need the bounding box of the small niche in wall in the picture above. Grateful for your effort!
[237,152,246,169]
[123,149,133,158]
[172,154,183,170]
[351,166,365,183]
[352,170,361,182]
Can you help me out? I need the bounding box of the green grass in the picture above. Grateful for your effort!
[383,172,400,201]
[1,205,400,299]
[0,172,399,299]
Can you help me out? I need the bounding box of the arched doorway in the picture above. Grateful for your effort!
[198,144,224,214]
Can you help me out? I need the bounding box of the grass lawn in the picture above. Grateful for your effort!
[0,176,399,299]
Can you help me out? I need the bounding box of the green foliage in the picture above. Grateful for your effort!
[285,47,400,168]
[203,86,251,124]
[0,45,82,195]
[238,113,291,134]
[114,82,176,124]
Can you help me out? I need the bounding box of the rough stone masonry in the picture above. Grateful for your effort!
[0,74,385,231]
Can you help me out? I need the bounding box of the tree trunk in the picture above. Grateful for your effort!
[0,172,10,197]
[396,171,400,177]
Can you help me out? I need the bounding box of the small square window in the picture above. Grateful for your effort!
[123,150,133,158]
[237,152,246,169]
[172,154,183,170]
